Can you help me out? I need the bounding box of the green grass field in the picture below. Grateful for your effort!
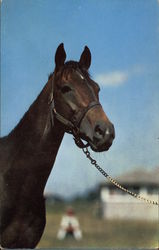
[38,201,159,248]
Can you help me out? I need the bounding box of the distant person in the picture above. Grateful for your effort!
[57,207,82,240]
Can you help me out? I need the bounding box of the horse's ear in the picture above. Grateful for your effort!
[79,46,91,70]
[55,43,66,70]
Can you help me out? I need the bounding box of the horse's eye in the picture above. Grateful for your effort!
[61,85,72,94]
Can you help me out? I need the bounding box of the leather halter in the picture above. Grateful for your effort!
[49,74,101,148]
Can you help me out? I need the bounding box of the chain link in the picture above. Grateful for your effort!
[82,147,159,206]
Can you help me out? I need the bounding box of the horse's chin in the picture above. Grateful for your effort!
[88,140,112,153]
[78,134,112,152]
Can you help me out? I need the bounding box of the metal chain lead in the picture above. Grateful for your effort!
[82,147,159,206]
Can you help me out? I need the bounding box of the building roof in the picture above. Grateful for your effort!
[100,167,159,187]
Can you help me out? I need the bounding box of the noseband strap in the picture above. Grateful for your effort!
[71,101,101,128]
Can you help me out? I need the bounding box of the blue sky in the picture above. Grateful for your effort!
[1,0,159,198]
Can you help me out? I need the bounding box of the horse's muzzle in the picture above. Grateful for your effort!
[93,121,115,152]
[82,121,115,152]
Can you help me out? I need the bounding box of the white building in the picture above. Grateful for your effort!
[99,168,159,221]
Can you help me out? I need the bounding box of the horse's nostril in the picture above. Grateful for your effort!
[95,125,104,137]
[94,122,115,143]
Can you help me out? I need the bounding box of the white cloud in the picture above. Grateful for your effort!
[95,64,145,87]
[95,71,129,87]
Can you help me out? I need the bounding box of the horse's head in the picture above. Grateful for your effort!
[51,43,115,152]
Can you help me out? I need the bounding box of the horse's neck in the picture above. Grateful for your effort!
[6,80,65,193]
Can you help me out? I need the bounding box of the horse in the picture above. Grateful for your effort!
[0,43,115,248]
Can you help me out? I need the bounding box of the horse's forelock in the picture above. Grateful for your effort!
[48,60,90,82]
